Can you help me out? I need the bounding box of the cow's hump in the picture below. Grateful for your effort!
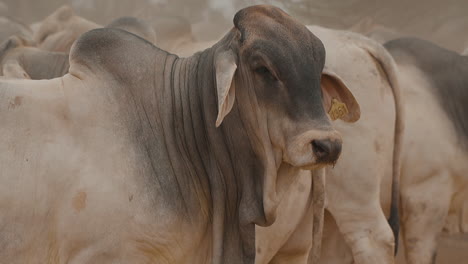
[69,28,163,82]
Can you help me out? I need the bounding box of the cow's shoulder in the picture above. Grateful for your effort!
[69,28,167,82]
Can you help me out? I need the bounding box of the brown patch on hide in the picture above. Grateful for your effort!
[72,191,87,212]
[257,247,262,254]
[8,96,22,109]
[374,140,381,153]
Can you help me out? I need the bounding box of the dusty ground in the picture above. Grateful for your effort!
[436,234,468,264]
[396,234,468,264]
[3,0,468,52]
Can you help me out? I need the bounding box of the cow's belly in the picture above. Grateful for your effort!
[0,78,209,264]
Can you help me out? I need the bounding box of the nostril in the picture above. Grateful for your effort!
[312,139,331,159]
[312,139,342,164]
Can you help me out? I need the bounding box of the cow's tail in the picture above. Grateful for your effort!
[358,36,405,255]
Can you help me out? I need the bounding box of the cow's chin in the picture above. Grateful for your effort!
[299,162,330,171]
[283,141,320,169]
[283,153,326,171]
[284,151,335,171]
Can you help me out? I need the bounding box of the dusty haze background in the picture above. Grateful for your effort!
[1,0,467,263]
[1,0,468,52]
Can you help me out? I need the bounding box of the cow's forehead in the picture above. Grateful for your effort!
[234,5,325,69]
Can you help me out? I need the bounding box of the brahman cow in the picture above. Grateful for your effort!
[205,25,402,264]
[384,37,468,264]
[0,5,359,264]
[147,25,329,264]
[173,25,403,264]
[306,26,404,264]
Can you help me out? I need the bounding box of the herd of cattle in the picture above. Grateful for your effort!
[0,4,467,264]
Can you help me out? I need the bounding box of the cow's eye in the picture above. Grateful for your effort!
[255,66,277,81]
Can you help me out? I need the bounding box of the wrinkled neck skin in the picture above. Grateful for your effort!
[133,30,283,263]
[157,32,272,263]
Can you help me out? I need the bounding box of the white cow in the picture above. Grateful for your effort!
[384,37,468,264]
[308,25,404,264]
[316,33,468,264]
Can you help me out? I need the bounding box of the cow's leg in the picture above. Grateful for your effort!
[325,169,395,264]
[319,210,354,264]
[329,203,395,264]
[401,171,453,264]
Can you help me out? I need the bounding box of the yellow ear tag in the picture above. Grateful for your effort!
[328,98,348,121]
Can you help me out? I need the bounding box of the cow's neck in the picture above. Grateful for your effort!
[25,50,69,79]
[144,40,265,263]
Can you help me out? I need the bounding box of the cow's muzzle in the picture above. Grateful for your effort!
[283,129,342,170]
[312,138,342,165]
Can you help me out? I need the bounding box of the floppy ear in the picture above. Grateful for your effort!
[321,67,360,122]
[214,49,237,127]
